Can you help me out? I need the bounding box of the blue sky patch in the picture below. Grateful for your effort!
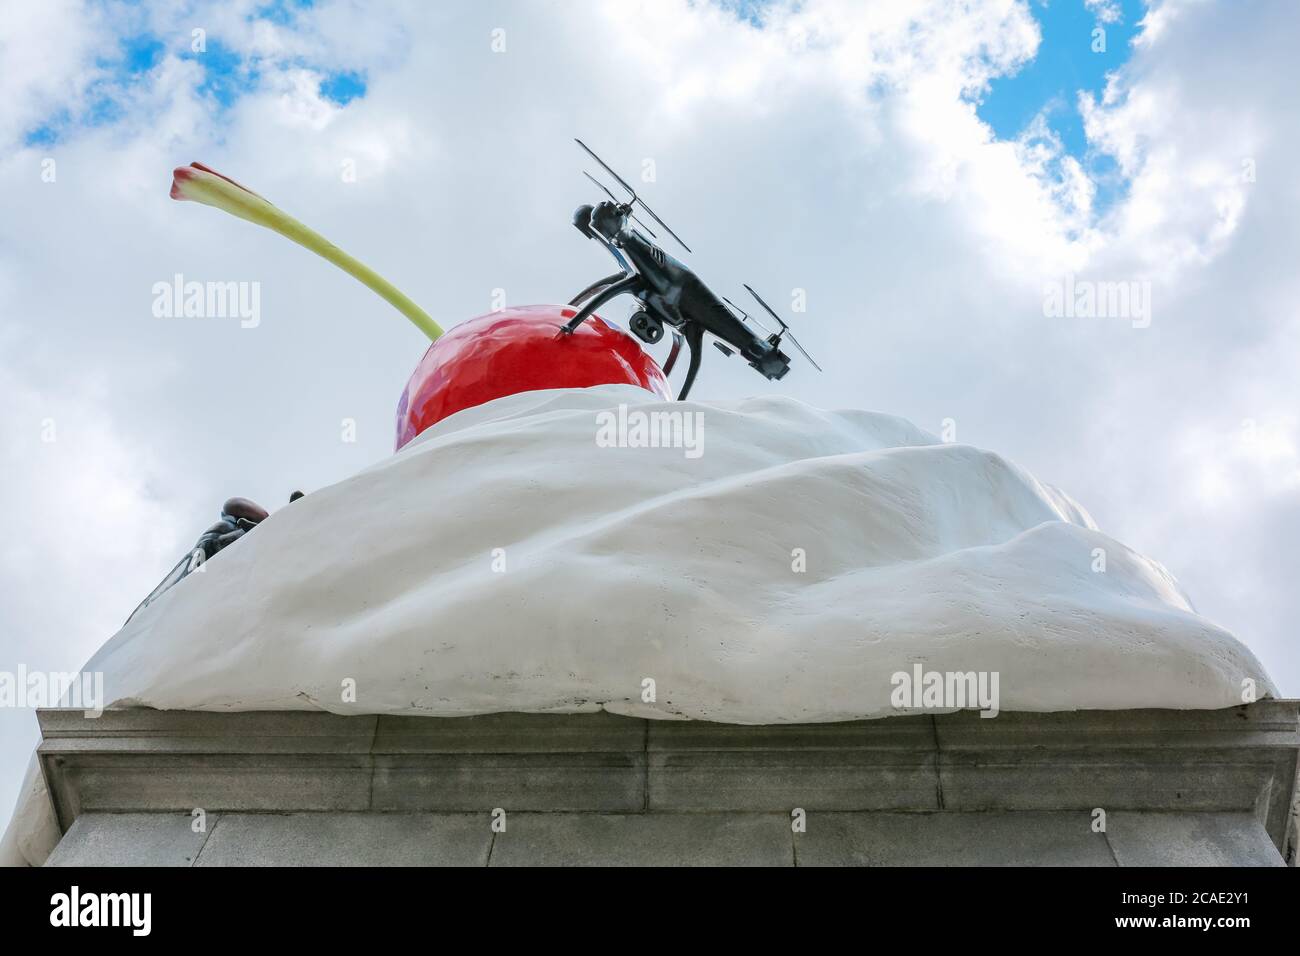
[19,1,363,146]
[183,39,256,109]
[122,34,165,73]
[710,0,1143,217]
[253,0,316,26]
[977,0,1145,213]
[319,70,367,106]
[712,0,772,28]
[24,114,68,148]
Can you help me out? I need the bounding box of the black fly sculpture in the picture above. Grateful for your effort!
[565,139,820,400]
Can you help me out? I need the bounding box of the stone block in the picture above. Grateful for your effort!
[488,812,792,866]
[45,812,214,867]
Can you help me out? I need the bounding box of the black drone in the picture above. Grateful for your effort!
[564,139,820,400]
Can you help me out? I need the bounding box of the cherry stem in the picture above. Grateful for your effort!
[172,164,444,342]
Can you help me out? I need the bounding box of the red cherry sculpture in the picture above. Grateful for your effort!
[395,305,671,449]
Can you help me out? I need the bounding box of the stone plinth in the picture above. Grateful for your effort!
[35,702,1300,866]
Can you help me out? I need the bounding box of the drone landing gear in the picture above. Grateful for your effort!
[565,274,700,400]
[562,273,642,335]
[676,323,704,401]
[567,272,628,309]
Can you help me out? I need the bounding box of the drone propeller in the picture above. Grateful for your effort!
[575,138,692,254]
[742,283,823,372]
[582,170,657,239]
[721,294,775,337]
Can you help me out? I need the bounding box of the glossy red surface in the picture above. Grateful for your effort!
[395,305,671,449]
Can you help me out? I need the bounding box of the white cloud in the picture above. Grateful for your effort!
[0,345,193,827]
[1086,0,1125,25]
[0,0,108,144]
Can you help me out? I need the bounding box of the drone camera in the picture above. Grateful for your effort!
[629,310,665,344]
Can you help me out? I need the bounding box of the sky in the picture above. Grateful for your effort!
[2,0,1298,820]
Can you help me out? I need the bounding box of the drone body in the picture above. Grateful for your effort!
[562,140,817,402]
[568,199,790,399]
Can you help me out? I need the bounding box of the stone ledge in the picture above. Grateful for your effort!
[36,702,1300,866]
[43,811,1284,867]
